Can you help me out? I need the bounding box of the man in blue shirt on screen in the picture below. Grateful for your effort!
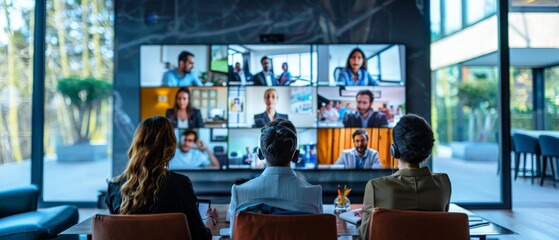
[169,129,219,169]
[335,129,381,169]
[161,51,203,87]
[228,119,323,235]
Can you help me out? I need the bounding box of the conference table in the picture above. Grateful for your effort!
[61,203,515,240]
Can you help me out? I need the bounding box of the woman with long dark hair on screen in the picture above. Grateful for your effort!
[337,48,379,86]
[166,87,204,128]
[105,116,218,240]
[253,88,289,128]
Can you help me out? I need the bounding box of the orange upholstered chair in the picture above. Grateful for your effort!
[92,213,191,240]
[368,208,469,240]
[232,212,337,240]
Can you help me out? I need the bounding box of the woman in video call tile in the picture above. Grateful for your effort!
[338,48,379,86]
[253,88,288,128]
[166,87,204,128]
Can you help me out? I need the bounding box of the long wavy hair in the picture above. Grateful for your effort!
[112,116,177,214]
[173,87,194,121]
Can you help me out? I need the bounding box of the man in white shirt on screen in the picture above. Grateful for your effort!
[335,129,381,169]
[228,119,323,235]
[169,130,220,169]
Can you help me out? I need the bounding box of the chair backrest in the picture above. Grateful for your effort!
[368,208,469,240]
[213,146,225,154]
[232,212,337,240]
[513,133,540,154]
[539,135,559,156]
[92,213,191,240]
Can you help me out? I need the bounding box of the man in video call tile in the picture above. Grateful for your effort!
[254,89,288,128]
[169,129,220,169]
[343,89,388,128]
[335,129,381,169]
[252,56,277,86]
[161,51,203,87]
[230,62,253,85]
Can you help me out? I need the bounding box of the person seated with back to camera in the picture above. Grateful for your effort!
[229,119,323,234]
[335,129,381,169]
[169,129,220,169]
[358,114,451,240]
[105,116,218,240]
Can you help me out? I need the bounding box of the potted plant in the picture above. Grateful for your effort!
[450,75,499,161]
[56,77,112,161]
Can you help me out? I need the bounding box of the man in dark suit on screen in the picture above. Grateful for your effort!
[343,89,388,128]
[252,56,277,86]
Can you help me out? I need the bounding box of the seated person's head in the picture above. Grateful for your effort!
[121,116,176,213]
[179,129,198,153]
[258,119,299,166]
[391,114,434,165]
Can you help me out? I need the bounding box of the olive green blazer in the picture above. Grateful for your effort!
[358,167,451,239]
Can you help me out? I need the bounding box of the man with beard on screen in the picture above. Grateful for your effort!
[161,51,203,87]
[335,129,381,169]
[343,89,388,128]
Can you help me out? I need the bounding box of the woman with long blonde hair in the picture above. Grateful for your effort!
[105,116,217,240]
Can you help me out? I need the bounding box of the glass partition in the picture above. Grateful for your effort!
[43,0,113,201]
[0,0,35,189]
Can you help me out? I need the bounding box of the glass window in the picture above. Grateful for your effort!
[443,0,463,35]
[432,65,502,203]
[510,68,533,130]
[0,0,34,189]
[43,0,113,201]
[431,0,441,41]
[269,53,313,81]
[466,0,496,25]
[545,66,559,130]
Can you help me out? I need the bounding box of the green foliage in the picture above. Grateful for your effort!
[57,77,112,143]
[57,77,112,107]
[458,79,498,110]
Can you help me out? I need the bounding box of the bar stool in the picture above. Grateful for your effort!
[538,135,558,187]
[512,133,541,184]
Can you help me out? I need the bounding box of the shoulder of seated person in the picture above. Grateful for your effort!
[168,171,191,182]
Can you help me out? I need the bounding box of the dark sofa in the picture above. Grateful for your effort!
[0,185,79,240]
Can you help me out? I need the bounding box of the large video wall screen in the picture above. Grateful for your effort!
[140,44,406,170]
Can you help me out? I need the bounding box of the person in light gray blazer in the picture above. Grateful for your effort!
[229,119,323,235]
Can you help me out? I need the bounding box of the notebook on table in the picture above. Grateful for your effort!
[339,208,362,225]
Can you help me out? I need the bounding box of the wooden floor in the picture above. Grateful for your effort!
[472,208,559,240]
